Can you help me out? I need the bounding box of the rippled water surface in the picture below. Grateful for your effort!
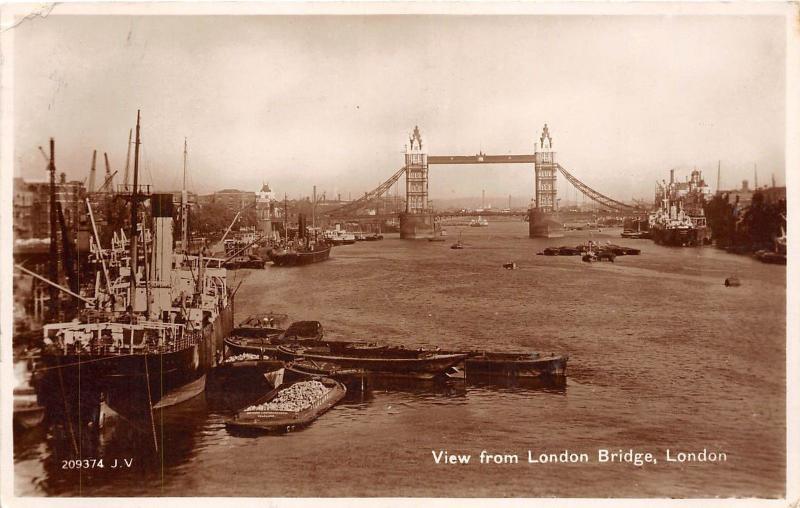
[14,222,786,497]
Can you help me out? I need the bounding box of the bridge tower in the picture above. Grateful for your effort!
[529,124,564,238]
[400,126,435,239]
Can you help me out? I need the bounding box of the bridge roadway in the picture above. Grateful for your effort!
[427,154,536,165]
[324,211,527,221]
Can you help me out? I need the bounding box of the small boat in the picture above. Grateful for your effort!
[543,246,580,256]
[754,250,786,265]
[285,359,368,389]
[448,351,568,378]
[224,320,324,356]
[277,345,469,380]
[580,241,615,262]
[13,387,45,430]
[583,250,615,263]
[621,230,651,239]
[270,242,331,267]
[558,247,581,256]
[450,232,465,250]
[224,321,384,358]
[365,233,384,241]
[469,216,489,227]
[225,377,346,433]
[502,262,517,270]
[603,243,641,256]
[724,276,742,287]
[224,254,267,269]
[237,312,290,334]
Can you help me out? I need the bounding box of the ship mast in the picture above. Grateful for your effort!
[130,110,141,290]
[284,193,288,245]
[123,128,132,190]
[47,138,59,319]
[182,137,189,253]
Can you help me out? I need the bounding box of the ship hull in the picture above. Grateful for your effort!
[271,245,331,266]
[36,303,233,424]
[651,226,707,247]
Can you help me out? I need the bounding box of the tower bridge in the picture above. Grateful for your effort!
[324,124,641,239]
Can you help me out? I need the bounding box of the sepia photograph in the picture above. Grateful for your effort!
[1,2,796,505]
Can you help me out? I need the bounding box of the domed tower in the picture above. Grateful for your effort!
[256,182,274,238]
[399,126,435,239]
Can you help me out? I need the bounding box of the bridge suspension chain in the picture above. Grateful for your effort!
[324,166,407,218]
[556,164,636,213]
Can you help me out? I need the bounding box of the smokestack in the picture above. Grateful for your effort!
[151,194,174,282]
[670,169,674,185]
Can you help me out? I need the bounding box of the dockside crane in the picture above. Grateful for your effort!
[97,152,117,193]
[88,150,97,193]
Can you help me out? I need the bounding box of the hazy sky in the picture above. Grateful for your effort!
[13,14,786,203]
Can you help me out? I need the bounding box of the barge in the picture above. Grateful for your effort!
[225,377,346,433]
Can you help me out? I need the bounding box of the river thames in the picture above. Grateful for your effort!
[13,221,785,497]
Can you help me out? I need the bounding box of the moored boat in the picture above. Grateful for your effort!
[277,344,468,380]
[13,387,45,430]
[441,351,568,379]
[285,359,368,388]
[603,244,641,256]
[224,320,324,356]
[235,312,290,336]
[270,242,331,267]
[225,377,346,433]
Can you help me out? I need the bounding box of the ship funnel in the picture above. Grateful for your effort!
[670,169,675,184]
[151,194,174,282]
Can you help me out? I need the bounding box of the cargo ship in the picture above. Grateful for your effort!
[34,113,233,425]
[649,169,712,246]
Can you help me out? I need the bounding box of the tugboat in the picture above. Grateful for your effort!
[270,242,331,266]
[450,232,465,250]
[469,216,489,227]
[580,241,615,262]
[621,217,651,239]
[649,169,712,246]
[269,212,332,266]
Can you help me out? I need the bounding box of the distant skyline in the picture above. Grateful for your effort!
[13,13,786,203]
